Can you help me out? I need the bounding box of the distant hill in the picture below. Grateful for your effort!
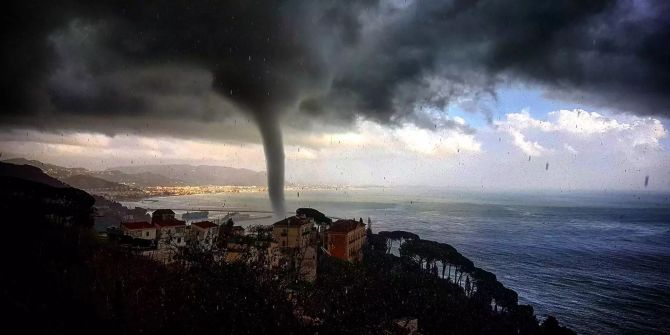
[2,158,183,187]
[108,164,267,186]
[0,161,70,188]
[297,208,332,224]
[62,174,141,191]
[2,158,89,179]
[2,158,267,187]
[89,170,183,187]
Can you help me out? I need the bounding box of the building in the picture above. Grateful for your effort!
[151,209,176,223]
[154,219,187,248]
[221,241,249,263]
[151,209,186,248]
[272,215,319,282]
[120,221,156,240]
[327,219,366,262]
[272,215,314,249]
[264,241,282,268]
[299,245,317,282]
[190,221,218,248]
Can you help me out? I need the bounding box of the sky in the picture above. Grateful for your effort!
[1,0,669,194]
[3,87,667,191]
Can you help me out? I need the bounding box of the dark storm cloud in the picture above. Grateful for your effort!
[2,0,669,213]
[2,0,669,130]
[305,0,670,122]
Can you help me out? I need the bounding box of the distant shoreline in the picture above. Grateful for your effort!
[107,184,362,201]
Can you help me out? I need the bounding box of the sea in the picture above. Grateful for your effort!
[121,187,670,335]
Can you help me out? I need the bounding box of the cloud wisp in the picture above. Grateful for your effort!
[496,109,667,157]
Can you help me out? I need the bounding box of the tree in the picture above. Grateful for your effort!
[296,207,332,224]
[379,231,419,254]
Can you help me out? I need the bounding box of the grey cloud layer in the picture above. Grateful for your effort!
[1,0,669,136]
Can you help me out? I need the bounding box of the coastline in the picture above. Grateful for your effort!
[115,189,670,335]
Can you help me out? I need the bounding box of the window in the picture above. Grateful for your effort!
[145,231,149,237]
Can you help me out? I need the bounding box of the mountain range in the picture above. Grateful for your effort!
[62,174,141,192]
[1,158,267,187]
[109,164,267,186]
[2,158,88,180]
[89,169,183,187]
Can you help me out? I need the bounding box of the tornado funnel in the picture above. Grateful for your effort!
[254,114,286,217]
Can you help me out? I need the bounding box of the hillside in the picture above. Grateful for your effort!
[2,158,266,187]
[89,169,183,187]
[1,158,167,187]
[0,161,70,188]
[109,164,267,186]
[0,161,95,227]
[62,174,140,191]
[2,158,89,179]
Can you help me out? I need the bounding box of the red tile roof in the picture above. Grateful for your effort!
[329,219,364,234]
[191,221,217,229]
[154,219,186,228]
[121,221,155,230]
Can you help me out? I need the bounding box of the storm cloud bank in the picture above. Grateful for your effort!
[2,0,669,213]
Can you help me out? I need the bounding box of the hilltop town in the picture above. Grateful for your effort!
[107,207,367,284]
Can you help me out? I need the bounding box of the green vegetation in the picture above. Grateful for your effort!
[296,207,333,224]
[291,234,574,335]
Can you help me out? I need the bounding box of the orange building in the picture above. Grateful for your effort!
[327,219,366,262]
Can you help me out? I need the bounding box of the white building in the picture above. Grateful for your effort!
[154,219,187,248]
[120,221,156,240]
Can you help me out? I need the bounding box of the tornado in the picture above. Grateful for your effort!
[254,113,286,218]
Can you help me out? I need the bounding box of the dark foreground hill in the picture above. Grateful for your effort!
[0,161,70,188]
[0,162,95,226]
